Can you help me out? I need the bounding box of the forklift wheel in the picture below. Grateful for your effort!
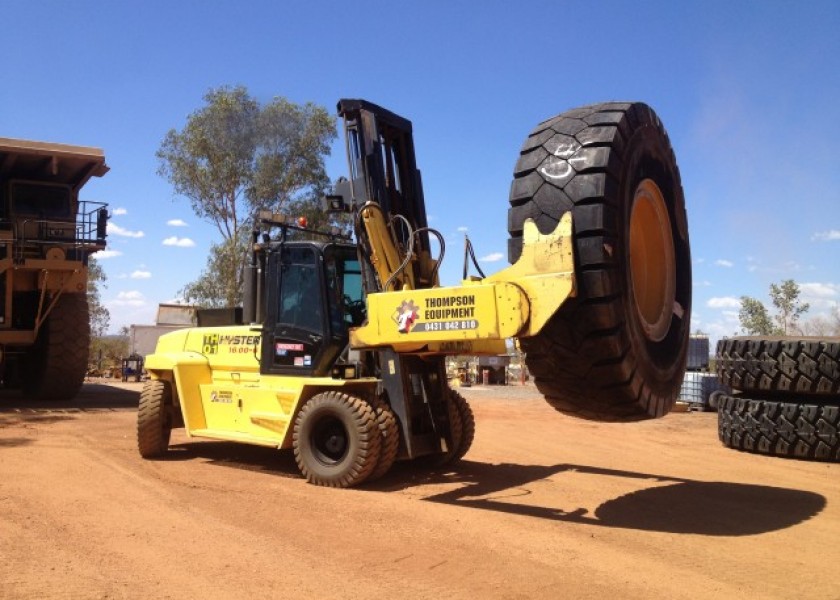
[433,389,475,466]
[137,379,173,458]
[508,102,691,421]
[449,390,475,461]
[293,392,382,488]
[367,396,400,482]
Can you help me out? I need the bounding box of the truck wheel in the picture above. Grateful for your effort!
[367,395,400,482]
[22,293,90,400]
[717,337,840,396]
[137,379,173,458]
[293,392,382,487]
[508,102,691,421]
[718,394,840,461]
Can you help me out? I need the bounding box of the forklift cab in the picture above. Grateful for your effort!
[259,241,364,377]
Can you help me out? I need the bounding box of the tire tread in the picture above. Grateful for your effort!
[509,102,690,421]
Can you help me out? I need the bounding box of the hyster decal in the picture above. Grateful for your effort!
[204,333,261,355]
[394,300,420,334]
[218,335,260,345]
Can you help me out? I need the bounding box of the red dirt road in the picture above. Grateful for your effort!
[1,382,838,599]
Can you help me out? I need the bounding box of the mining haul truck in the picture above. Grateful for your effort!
[138,100,691,487]
[0,138,108,399]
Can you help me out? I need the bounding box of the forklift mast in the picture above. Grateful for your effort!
[333,99,439,294]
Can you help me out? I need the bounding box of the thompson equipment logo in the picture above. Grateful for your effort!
[394,300,420,334]
[393,295,480,334]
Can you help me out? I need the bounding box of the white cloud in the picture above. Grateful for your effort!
[112,208,127,216]
[167,219,188,227]
[812,230,840,242]
[480,252,504,262]
[457,226,469,232]
[800,282,840,311]
[163,236,196,248]
[781,260,803,272]
[707,296,741,309]
[112,290,145,307]
[694,280,712,287]
[108,222,145,238]
[130,270,152,279]
[715,259,734,268]
[800,282,838,298]
[95,249,123,259]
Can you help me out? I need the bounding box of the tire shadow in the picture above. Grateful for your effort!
[370,460,826,537]
[0,382,140,412]
[0,437,35,447]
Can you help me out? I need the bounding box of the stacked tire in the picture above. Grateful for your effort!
[715,337,840,461]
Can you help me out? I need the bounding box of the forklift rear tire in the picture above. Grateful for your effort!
[137,379,173,458]
[450,390,475,461]
[22,293,90,400]
[508,102,691,421]
[433,389,475,466]
[293,392,382,487]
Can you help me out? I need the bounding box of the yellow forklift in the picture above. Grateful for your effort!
[138,99,691,487]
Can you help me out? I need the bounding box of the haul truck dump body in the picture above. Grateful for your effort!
[0,137,108,399]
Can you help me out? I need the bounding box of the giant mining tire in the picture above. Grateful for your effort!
[137,379,173,458]
[22,293,90,400]
[508,102,691,421]
[293,391,382,488]
[718,393,840,461]
[716,337,840,396]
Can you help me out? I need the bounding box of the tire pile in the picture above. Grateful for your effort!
[715,337,840,461]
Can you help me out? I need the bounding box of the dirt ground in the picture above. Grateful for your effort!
[1,381,838,600]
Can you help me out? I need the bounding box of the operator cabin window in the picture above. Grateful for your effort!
[277,248,324,334]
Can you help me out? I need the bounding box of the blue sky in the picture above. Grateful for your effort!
[3,0,839,345]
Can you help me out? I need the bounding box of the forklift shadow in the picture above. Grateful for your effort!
[166,442,826,537]
[165,440,302,479]
[370,459,826,537]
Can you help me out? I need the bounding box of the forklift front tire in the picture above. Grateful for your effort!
[293,391,382,488]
